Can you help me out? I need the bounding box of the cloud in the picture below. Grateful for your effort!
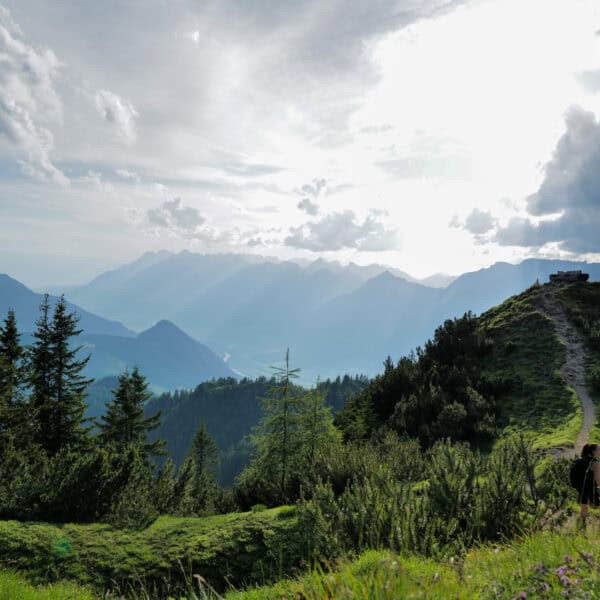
[297,197,319,215]
[576,69,600,93]
[95,89,138,143]
[300,178,327,198]
[495,106,600,253]
[464,208,495,234]
[147,198,205,231]
[285,210,400,252]
[0,6,67,184]
[221,161,283,177]
[377,154,471,180]
[115,168,140,183]
[295,177,327,215]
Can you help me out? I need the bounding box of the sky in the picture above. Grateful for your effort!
[1,0,600,289]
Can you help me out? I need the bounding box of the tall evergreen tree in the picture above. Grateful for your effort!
[99,367,165,458]
[28,295,54,448]
[0,309,26,446]
[46,296,93,453]
[249,349,305,502]
[192,422,219,479]
[189,422,219,514]
[302,383,339,472]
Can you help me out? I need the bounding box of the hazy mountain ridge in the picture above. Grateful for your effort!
[59,253,600,381]
[0,273,133,337]
[0,274,233,390]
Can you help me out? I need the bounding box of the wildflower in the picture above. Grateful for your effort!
[556,566,567,576]
[563,555,573,563]
[559,575,572,587]
[517,592,527,599]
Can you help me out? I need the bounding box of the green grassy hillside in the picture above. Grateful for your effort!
[480,283,581,448]
[229,527,600,599]
[0,508,306,596]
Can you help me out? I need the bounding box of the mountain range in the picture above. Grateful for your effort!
[0,273,234,390]
[53,251,600,381]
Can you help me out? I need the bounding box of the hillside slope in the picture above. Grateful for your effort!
[339,280,600,453]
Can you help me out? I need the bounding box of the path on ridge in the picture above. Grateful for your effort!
[538,286,594,457]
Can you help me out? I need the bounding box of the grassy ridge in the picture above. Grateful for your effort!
[0,508,304,595]
[481,284,581,449]
[230,527,600,599]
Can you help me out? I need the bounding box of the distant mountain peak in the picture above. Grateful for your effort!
[138,319,190,341]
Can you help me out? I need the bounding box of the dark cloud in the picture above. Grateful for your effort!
[206,0,468,83]
[495,106,600,253]
[285,210,400,252]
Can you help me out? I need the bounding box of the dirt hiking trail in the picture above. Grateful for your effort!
[538,285,594,457]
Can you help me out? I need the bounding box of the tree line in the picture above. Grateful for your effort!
[0,297,346,524]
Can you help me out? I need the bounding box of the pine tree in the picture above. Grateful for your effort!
[172,455,195,515]
[250,349,305,503]
[189,422,219,514]
[0,309,26,447]
[99,367,165,458]
[301,383,339,473]
[46,296,93,453]
[154,458,177,514]
[192,422,219,479]
[28,295,53,443]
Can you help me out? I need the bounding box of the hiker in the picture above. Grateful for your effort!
[570,443,600,527]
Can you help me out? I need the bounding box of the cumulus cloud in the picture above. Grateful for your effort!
[0,6,67,184]
[146,197,263,249]
[495,106,600,253]
[285,210,400,252]
[95,90,138,143]
[147,198,205,231]
[297,197,319,215]
[296,177,327,215]
[464,208,495,234]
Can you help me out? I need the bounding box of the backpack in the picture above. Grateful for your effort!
[570,457,592,491]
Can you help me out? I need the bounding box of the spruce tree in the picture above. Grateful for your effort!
[46,296,93,453]
[189,422,219,514]
[99,367,165,458]
[0,309,26,447]
[28,295,54,449]
[302,383,339,472]
[192,422,219,479]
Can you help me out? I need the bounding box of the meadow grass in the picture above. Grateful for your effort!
[228,525,600,599]
[0,570,96,600]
